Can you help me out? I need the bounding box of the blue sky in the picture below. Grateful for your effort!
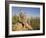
[12,7,40,17]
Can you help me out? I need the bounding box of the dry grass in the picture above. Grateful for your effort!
[12,22,32,31]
